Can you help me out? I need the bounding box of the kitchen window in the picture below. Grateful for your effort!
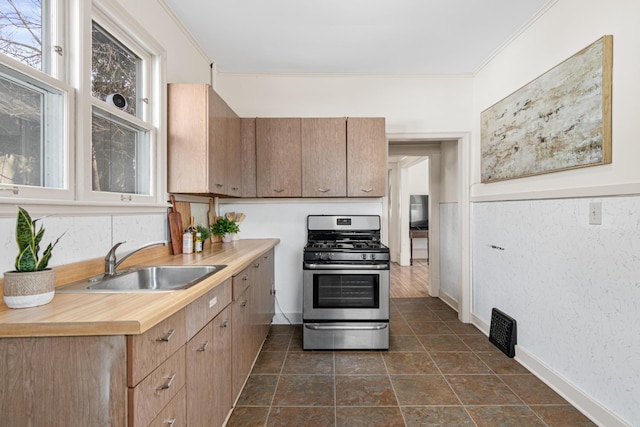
[0,0,165,207]
[0,0,73,200]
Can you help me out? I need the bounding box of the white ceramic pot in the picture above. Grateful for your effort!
[3,269,56,309]
[222,233,232,243]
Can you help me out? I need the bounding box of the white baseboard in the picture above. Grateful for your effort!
[439,291,458,311]
[470,312,629,427]
[515,347,630,427]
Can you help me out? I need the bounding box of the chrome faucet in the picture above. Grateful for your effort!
[104,241,167,276]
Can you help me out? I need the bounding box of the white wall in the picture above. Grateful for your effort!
[471,0,640,424]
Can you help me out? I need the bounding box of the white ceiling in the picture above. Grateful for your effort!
[163,0,550,74]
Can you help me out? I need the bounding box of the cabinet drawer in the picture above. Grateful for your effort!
[148,386,186,427]
[185,278,232,340]
[232,267,252,300]
[129,346,186,427]
[128,310,186,387]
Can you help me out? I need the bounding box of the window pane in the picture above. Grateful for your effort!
[0,0,49,72]
[0,65,64,188]
[92,22,139,117]
[91,109,150,195]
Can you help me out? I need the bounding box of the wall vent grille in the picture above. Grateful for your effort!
[489,308,517,358]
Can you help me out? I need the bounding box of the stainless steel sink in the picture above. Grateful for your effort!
[56,265,227,293]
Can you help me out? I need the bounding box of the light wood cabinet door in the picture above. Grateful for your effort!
[168,83,242,197]
[0,336,127,426]
[256,118,301,197]
[186,305,232,427]
[211,306,232,426]
[347,117,387,197]
[209,89,228,194]
[226,107,242,197]
[231,286,252,400]
[168,83,210,194]
[301,118,347,197]
[240,118,257,198]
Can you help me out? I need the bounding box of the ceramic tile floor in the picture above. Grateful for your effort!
[226,297,596,427]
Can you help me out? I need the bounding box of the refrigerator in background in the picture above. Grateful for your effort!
[409,195,428,230]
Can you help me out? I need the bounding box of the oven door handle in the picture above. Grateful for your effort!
[304,323,388,331]
[303,263,389,270]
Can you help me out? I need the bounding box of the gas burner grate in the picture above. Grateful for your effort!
[489,308,517,358]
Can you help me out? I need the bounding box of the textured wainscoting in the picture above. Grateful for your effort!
[472,196,639,425]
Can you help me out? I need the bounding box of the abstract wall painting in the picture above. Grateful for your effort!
[481,35,612,183]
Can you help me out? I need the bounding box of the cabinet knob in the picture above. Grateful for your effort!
[156,329,175,342]
[157,373,176,390]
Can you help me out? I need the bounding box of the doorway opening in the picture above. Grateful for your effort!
[383,133,471,322]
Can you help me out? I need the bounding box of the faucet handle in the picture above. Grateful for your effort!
[105,241,126,262]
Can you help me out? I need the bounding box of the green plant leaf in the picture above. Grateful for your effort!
[15,244,37,272]
[16,206,35,252]
[36,233,64,270]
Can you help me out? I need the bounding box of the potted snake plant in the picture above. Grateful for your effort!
[3,207,63,309]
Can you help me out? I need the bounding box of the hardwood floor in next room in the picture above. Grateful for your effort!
[226,297,595,426]
[391,259,429,298]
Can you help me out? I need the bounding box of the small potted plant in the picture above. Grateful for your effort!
[211,217,239,243]
[3,207,63,309]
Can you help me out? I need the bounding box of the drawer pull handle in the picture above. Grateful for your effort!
[273,188,284,193]
[156,329,175,342]
[253,263,260,268]
[242,274,249,281]
[221,319,229,328]
[318,188,330,193]
[165,419,176,427]
[215,183,223,188]
[240,300,248,307]
[361,188,374,193]
[157,373,176,390]
[232,187,239,191]
[197,341,209,352]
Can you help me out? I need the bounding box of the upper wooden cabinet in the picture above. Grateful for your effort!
[347,117,387,197]
[301,118,347,197]
[256,118,302,197]
[168,83,241,197]
[240,118,257,198]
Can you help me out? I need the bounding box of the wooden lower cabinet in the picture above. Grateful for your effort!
[186,306,231,427]
[0,253,275,427]
[0,335,127,426]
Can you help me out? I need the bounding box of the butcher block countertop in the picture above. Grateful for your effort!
[0,239,279,338]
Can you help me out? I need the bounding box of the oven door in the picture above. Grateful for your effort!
[303,266,389,321]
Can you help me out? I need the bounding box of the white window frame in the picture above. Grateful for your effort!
[77,0,166,205]
[0,49,75,202]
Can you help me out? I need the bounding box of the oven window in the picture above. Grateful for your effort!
[313,274,379,309]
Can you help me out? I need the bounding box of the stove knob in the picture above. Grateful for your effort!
[361,254,367,260]
[371,254,376,260]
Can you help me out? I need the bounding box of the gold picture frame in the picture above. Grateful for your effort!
[481,35,612,183]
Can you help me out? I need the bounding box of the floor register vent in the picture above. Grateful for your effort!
[489,308,517,358]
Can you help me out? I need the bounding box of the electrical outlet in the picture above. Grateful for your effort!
[589,202,602,225]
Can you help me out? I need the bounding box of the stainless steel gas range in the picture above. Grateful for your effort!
[302,215,390,350]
